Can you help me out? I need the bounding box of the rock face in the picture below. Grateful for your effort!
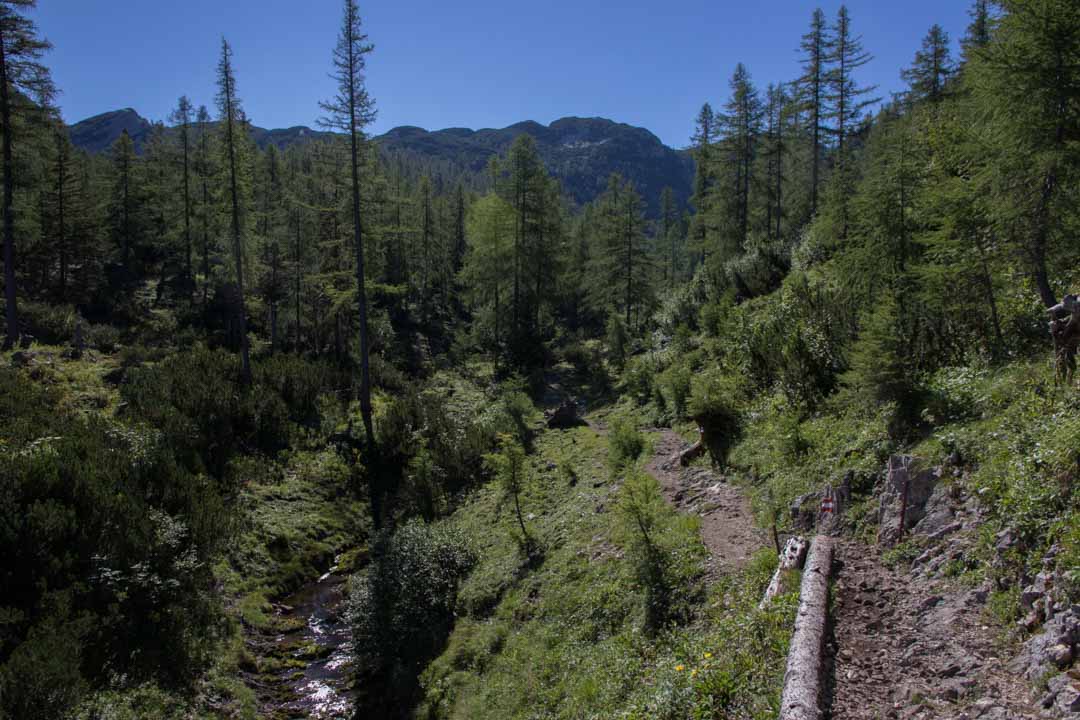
[877,455,943,546]
[1011,606,1080,682]
[68,108,153,153]
[69,110,693,218]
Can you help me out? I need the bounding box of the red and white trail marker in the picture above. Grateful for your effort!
[820,497,835,514]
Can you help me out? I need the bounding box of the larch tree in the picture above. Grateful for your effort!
[720,62,762,255]
[826,5,877,238]
[798,8,828,216]
[901,25,955,103]
[973,0,1080,308]
[194,104,214,305]
[826,5,877,166]
[763,83,788,241]
[319,0,377,447]
[51,125,72,299]
[452,182,466,274]
[108,130,138,276]
[461,192,515,351]
[0,0,53,349]
[962,0,992,57]
[169,95,195,285]
[689,103,717,262]
[215,37,252,385]
[659,186,678,287]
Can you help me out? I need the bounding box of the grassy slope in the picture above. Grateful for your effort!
[727,356,1080,628]
[416,386,797,720]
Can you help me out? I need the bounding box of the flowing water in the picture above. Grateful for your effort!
[273,563,356,718]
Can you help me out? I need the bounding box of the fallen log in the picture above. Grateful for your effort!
[779,535,833,720]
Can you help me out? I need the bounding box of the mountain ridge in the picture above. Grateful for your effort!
[68,108,693,215]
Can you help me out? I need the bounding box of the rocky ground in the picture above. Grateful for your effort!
[824,457,1078,719]
[826,539,1041,719]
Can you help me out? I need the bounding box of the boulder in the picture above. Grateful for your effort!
[1009,606,1080,680]
[545,400,587,429]
[878,455,942,546]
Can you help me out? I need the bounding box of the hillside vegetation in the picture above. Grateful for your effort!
[1,0,1079,719]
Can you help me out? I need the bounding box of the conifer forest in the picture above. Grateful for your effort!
[1,1,1080,718]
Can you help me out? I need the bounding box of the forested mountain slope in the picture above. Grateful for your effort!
[2,0,1080,719]
[69,109,693,215]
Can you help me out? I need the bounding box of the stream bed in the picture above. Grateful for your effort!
[272,562,356,718]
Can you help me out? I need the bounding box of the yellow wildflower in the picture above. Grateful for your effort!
[675,664,685,672]
[703,652,712,659]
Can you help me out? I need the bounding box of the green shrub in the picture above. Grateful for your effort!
[17,302,76,344]
[608,413,647,475]
[688,369,743,464]
[616,470,676,633]
[122,347,291,480]
[606,314,628,369]
[87,323,121,352]
[623,355,658,406]
[351,521,477,713]
[500,387,539,449]
[661,363,692,420]
[0,369,230,718]
[254,353,350,426]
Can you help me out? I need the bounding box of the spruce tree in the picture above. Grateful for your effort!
[319,0,377,448]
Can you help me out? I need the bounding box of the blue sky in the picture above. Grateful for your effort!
[37,0,973,148]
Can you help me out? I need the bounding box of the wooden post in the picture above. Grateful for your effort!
[897,457,910,541]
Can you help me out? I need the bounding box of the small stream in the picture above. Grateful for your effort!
[273,561,356,718]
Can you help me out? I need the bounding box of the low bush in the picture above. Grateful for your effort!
[608,413,647,475]
[0,369,231,719]
[87,323,121,352]
[351,521,477,714]
[121,347,291,480]
[688,369,744,464]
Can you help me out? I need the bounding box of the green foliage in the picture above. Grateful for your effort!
[0,369,230,717]
[616,470,683,632]
[484,435,533,543]
[605,312,628,369]
[121,346,291,480]
[688,368,744,464]
[87,323,121,352]
[17,302,77,345]
[660,362,692,419]
[352,521,477,712]
[608,412,647,475]
[837,292,919,433]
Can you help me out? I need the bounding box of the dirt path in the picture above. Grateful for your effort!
[826,539,1040,720]
[645,429,767,576]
